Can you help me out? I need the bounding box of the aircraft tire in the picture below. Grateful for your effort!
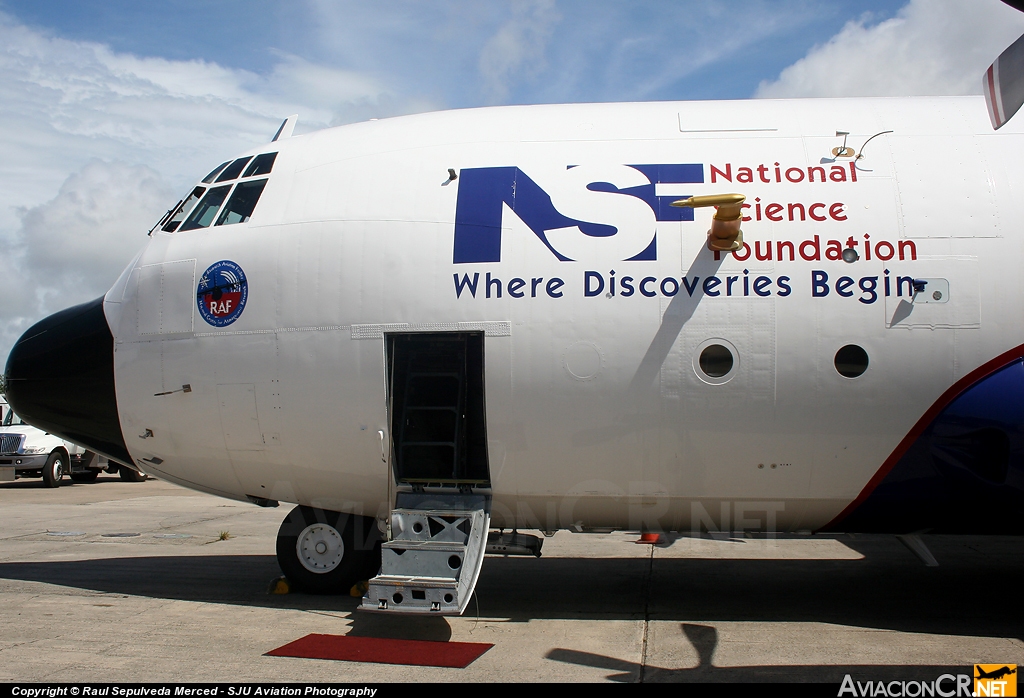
[42,452,64,488]
[276,506,382,594]
[119,466,147,482]
[70,471,99,483]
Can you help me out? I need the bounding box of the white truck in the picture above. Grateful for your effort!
[0,398,144,486]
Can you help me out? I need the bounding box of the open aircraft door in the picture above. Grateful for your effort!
[358,330,494,615]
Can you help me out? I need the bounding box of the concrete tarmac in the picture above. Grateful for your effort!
[0,476,1021,683]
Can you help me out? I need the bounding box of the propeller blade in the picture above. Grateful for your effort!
[984,31,1024,129]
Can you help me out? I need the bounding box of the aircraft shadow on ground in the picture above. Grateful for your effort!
[547,623,971,683]
[0,544,1020,642]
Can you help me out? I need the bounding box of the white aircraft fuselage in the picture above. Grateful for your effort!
[7,96,1024,542]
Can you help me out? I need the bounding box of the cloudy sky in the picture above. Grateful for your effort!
[1,0,1023,362]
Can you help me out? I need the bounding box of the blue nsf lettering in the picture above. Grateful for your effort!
[453,270,790,299]
[811,269,915,305]
[452,164,703,264]
[454,272,564,298]
[454,269,916,303]
[584,270,792,298]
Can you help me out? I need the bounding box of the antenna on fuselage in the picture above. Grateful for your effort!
[272,114,298,142]
[832,131,855,158]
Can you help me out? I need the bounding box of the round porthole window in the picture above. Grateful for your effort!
[700,345,733,377]
[835,344,869,378]
[693,339,738,384]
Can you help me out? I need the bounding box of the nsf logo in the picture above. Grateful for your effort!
[452,163,703,266]
[975,665,1017,697]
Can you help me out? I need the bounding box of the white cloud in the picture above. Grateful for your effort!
[0,160,176,358]
[478,0,561,103]
[756,0,1024,98]
[0,11,398,360]
[18,160,175,307]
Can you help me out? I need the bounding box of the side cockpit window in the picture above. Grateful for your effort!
[179,185,231,231]
[215,156,253,182]
[202,161,231,183]
[216,179,268,226]
[161,186,206,233]
[243,152,277,177]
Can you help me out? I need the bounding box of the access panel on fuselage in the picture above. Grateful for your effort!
[386,333,489,486]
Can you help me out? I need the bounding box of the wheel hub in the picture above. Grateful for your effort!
[296,523,345,573]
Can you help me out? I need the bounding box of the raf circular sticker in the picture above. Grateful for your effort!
[197,260,248,327]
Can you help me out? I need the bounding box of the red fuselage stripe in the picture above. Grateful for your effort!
[823,341,1024,530]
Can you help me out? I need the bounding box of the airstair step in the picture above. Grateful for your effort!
[389,508,476,543]
[382,540,466,552]
[369,575,459,588]
[361,493,490,616]
[390,507,477,517]
[365,575,463,613]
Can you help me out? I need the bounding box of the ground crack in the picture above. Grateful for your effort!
[639,543,654,683]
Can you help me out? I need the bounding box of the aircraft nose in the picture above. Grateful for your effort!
[4,297,131,464]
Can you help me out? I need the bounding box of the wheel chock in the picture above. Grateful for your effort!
[349,580,369,597]
[268,576,291,594]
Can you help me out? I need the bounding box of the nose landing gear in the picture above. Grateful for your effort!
[275,506,382,594]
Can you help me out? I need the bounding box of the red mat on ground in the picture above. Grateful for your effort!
[266,633,493,668]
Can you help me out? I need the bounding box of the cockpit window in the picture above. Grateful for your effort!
[215,179,268,226]
[179,185,231,231]
[242,152,277,177]
[215,157,253,182]
[161,186,206,233]
[201,161,231,184]
[163,152,276,234]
